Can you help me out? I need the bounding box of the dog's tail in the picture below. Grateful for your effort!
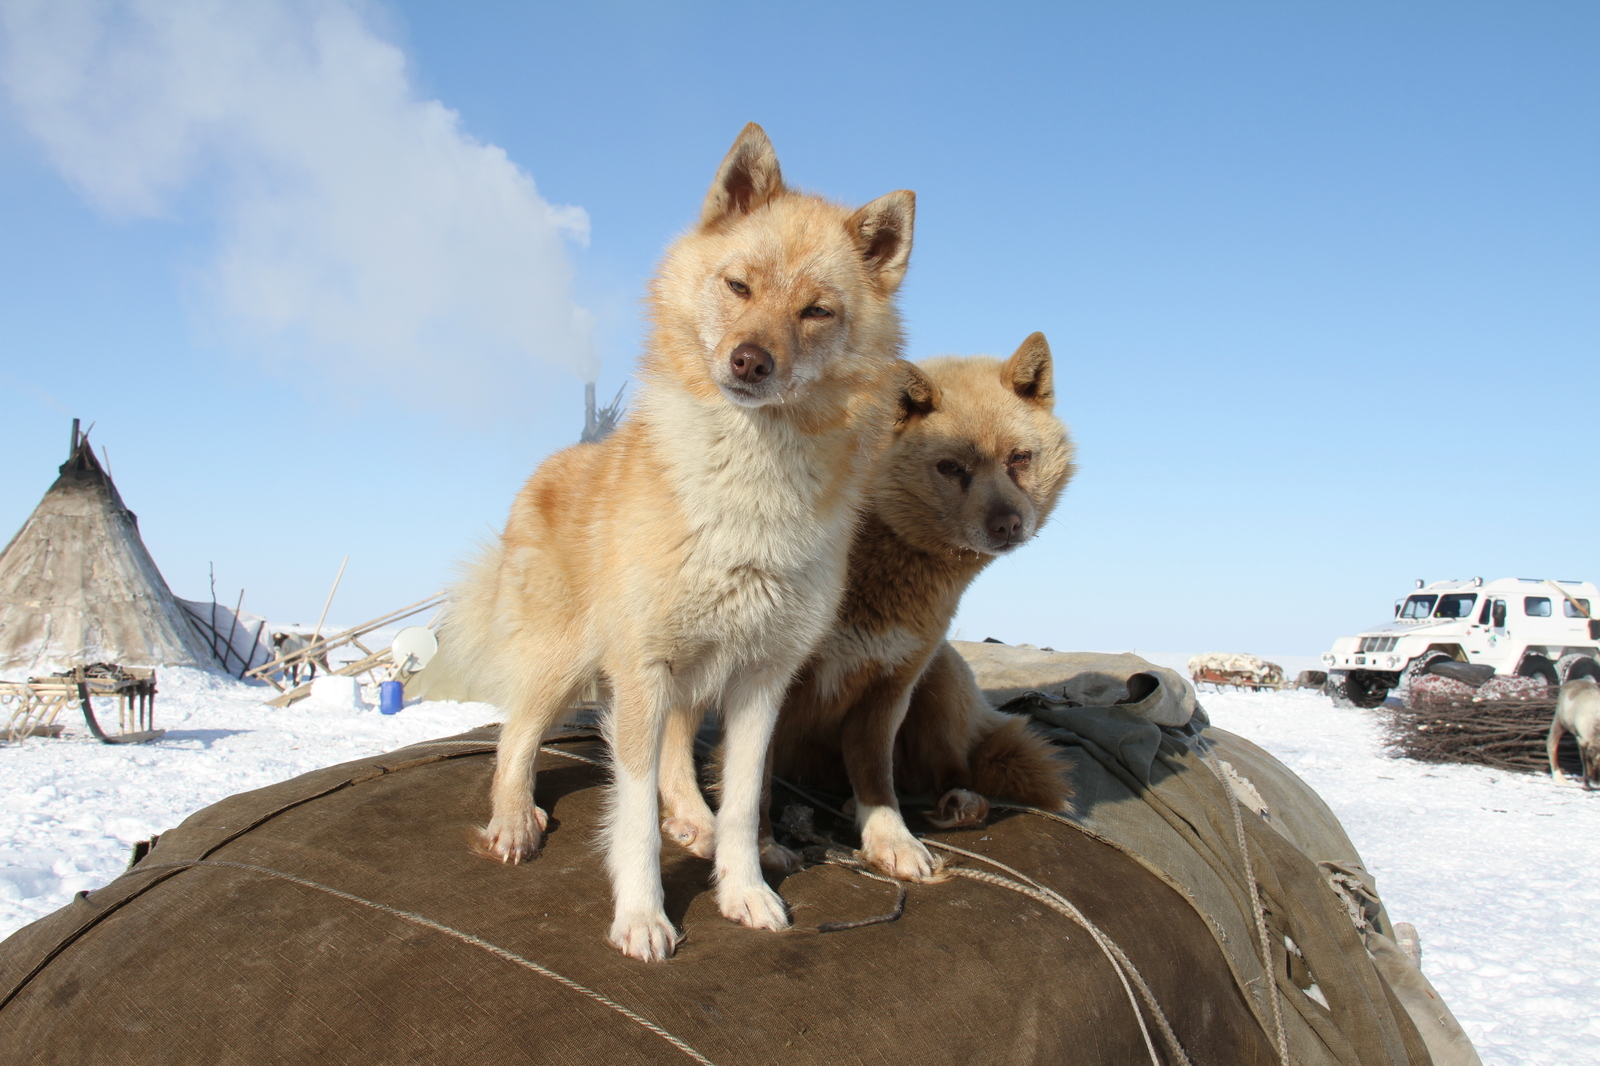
[968,707,1075,812]
[406,541,507,705]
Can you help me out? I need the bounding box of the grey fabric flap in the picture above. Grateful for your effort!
[951,640,1199,725]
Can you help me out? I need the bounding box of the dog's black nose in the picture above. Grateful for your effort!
[987,508,1022,545]
[730,344,774,384]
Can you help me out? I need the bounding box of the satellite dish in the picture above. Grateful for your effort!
[390,626,438,674]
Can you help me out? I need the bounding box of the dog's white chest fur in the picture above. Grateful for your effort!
[645,388,861,656]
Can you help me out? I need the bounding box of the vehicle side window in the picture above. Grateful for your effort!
[1492,600,1507,627]
[1478,598,1493,625]
[1435,594,1476,618]
[1524,597,1552,617]
[1564,598,1592,618]
[1400,595,1437,620]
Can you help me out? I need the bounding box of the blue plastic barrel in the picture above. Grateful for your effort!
[379,680,404,715]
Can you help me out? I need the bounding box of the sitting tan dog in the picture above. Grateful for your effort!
[663,334,1076,880]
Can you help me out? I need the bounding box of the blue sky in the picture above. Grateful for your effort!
[1,1,1595,656]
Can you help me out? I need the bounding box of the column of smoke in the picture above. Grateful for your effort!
[574,309,623,444]
[0,0,597,423]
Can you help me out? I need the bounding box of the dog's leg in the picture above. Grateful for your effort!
[715,668,793,931]
[1548,716,1567,782]
[605,662,679,961]
[843,672,939,882]
[481,660,587,863]
[757,741,802,874]
[659,704,717,858]
[900,646,992,829]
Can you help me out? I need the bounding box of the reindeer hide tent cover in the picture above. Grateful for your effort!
[0,432,216,675]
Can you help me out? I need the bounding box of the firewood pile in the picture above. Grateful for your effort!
[1383,673,1578,773]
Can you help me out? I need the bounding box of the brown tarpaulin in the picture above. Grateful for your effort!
[0,640,1446,1062]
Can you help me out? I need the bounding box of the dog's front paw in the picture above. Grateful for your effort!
[608,909,680,962]
[759,836,803,875]
[926,788,990,829]
[858,808,941,882]
[717,880,791,931]
[661,816,716,859]
[475,805,548,864]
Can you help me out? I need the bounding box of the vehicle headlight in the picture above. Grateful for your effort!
[1386,655,1399,667]
[1321,653,1335,666]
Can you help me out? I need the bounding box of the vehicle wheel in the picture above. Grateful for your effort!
[1401,651,1453,689]
[1325,673,1356,709]
[1556,653,1600,684]
[1344,670,1393,709]
[1517,654,1559,687]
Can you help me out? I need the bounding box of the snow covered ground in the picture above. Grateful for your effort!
[1203,687,1600,1065]
[3,668,1597,1063]
[0,668,497,933]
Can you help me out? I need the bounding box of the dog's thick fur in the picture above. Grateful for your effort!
[1549,677,1600,789]
[761,335,1076,879]
[440,124,915,960]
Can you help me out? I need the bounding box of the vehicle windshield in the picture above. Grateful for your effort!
[1434,593,1477,618]
[1400,595,1437,619]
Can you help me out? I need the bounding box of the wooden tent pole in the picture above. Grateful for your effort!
[311,556,349,645]
[209,564,220,662]
[222,589,245,672]
[241,620,267,679]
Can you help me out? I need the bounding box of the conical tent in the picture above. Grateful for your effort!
[0,427,216,675]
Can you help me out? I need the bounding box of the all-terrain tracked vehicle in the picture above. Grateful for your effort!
[1323,577,1600,708]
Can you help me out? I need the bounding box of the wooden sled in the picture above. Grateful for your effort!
[1192,667,1289,692]
[0,665,163,745]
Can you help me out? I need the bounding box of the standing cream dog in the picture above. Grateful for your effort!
[441,124,914,961]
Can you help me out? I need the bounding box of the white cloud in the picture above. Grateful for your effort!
[0,0,599,411]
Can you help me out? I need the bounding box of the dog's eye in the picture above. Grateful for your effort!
[726,279,750,296]
[936,459,964,478]
[1008,450,1032,467]
[800,305,832,319]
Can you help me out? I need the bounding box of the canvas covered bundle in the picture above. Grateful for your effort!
[0,650,1475,1065]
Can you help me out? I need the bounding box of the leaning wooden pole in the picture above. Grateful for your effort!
[310,556,349,646]
[221,589,245,673]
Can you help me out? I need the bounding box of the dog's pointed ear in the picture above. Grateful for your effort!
[1003,332,1054,406]
[701,123,785,228]
[895,361,940,425]
[848,190,915,292]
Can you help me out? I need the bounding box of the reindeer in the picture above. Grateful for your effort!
[1548,677,1600,790]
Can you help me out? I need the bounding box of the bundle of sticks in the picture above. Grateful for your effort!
[1384,690,1580,774]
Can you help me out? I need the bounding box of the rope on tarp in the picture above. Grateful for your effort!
[1198,746,1292,1066]
[128,859,717,1066]
[924,838,1189,1066]
[539,743,606,767]
[545,731,1184,1063]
